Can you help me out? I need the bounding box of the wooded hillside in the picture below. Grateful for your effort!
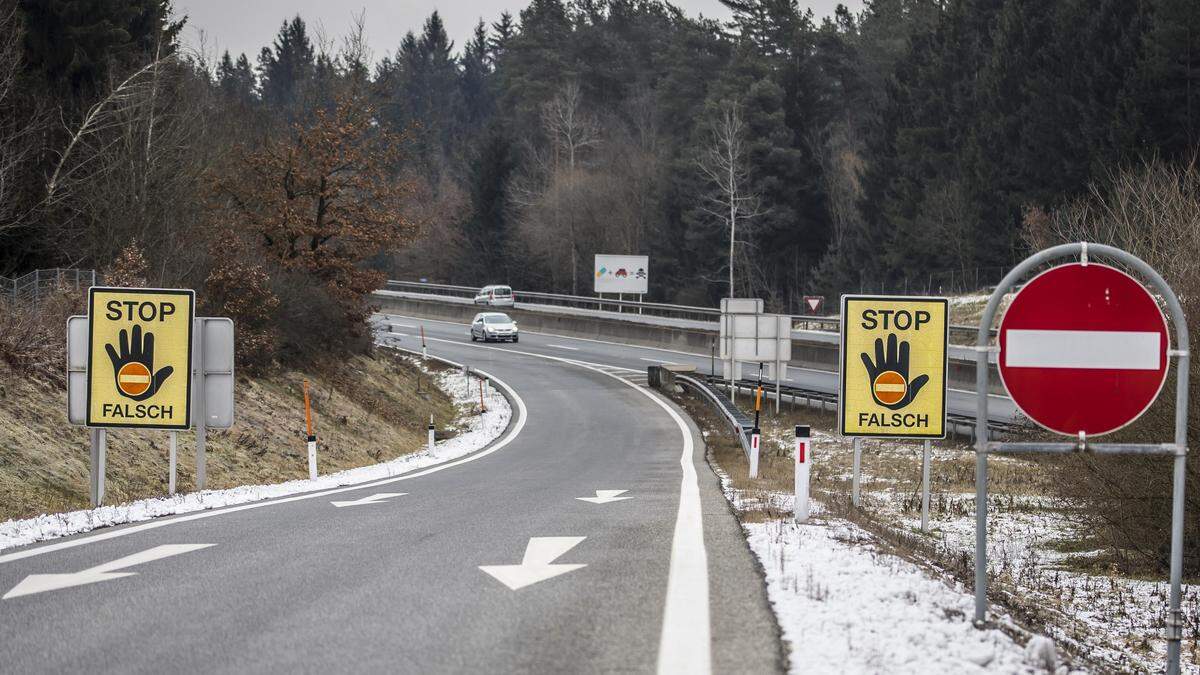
[1,0,1198,319]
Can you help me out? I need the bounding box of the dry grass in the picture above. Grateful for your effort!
[0,350,457,521]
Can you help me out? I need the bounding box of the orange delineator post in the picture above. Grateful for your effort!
[479,379,487,413]
[303,379,317,479]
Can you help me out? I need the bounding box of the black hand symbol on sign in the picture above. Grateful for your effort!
[105,324,174,401]
[859,332,929,410]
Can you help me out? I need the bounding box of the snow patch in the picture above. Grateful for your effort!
[746,518,1042,674]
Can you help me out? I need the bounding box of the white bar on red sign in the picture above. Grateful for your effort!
[1005,329,1160,370]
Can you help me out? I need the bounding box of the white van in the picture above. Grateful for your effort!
[473,284,514,307]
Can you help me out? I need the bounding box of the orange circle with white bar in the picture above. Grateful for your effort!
[872,370,907,405]
[117,362,152,397]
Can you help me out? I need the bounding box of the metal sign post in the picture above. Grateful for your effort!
[921,440,931,532]
[168,431,177,496]
[973,243,1189,675]
[89,427,106,506]
[851,437,861,507]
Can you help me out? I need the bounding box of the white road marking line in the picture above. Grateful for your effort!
[3,544,215,599]
[0,369,527,565]
[388,331,408,337]
[479,537,587,591]
[1005,329,1161,369]
[390,323,417,329]
[640,358,678,364]
[330,492,407,508]
[547,344,579,350]
[576,490,631,504]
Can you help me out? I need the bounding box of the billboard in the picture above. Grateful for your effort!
[594,255,649,294]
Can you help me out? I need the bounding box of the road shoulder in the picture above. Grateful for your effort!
[661,394,787,674]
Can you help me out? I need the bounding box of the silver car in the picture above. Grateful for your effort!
[470,312,519,343]
[473,284,514,307]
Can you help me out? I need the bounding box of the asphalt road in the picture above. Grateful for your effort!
[380,312,1017,424]
[0,317,783,673]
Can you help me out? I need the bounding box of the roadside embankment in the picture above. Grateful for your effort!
[0,349,464,523]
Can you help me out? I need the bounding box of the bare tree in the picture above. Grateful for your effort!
[695,99,763,298]
[541,80,599,293]
[45,56,174,206]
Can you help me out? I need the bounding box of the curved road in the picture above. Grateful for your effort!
[380,312,1017,424]
[0,316,782,673]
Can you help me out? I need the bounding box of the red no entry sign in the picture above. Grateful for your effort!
[999,263,1169,436]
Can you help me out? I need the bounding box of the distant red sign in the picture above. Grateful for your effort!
[998,263,1169,436]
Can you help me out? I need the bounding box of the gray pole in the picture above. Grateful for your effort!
[168,431,177,496]
[89,428,105,506]
[194,319,207,491]
[921,440,931,532]
[852,437,862,507]
[1167,335,1190,674]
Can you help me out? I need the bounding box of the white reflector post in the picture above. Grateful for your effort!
[749,429,760,479]
[1005,330,1161,370]
[794,425,811,523]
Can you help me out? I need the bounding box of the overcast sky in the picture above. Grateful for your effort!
[172,1,863,65]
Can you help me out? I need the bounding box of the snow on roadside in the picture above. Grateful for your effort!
[0,364,510,553]
[748,518,1040,674]
[711,464,1051,674]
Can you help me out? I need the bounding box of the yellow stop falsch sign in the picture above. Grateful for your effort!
[87,287,194,429]
[840,295,948,439]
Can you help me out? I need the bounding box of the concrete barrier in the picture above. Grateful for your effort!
[372,291,1004,394]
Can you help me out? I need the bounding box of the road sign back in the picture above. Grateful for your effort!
[840,296,948,438]
[86,287,194,429]
[998,263,1169,436]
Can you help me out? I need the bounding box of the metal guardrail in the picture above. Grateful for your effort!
[675,373,755,457]
[698,374,1020,441]
[384,280,997,340]
[2,269,96,304]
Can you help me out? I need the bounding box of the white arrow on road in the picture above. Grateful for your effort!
[479,537,587,590]
[576,489,632,504]
[330,492,407,508]
[3,544,215,600]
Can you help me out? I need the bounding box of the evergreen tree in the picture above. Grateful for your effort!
[216,51,256,104]
[1136,0,1200,157]
[460,123,518,282]
[20,0,181,101]
[460,21,495,133]
[256,16,315,111]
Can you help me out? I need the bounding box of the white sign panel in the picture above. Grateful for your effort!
[594,255,649,294]
[68,315,235,429]
[720,314,792,363]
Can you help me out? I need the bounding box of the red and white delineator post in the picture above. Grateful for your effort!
[794,425,811,522]
[427,414,436,455]
[749,429,761,479]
